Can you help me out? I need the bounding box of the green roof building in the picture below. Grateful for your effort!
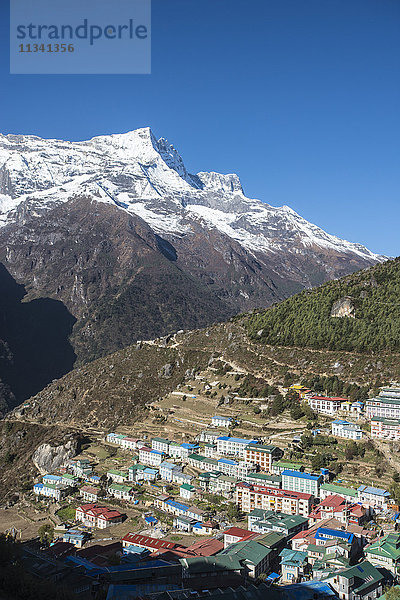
[320,482,357,503]
[248,509,308,538]
[365,532,400,576]
[324,560,386,600]
[219,539,278,578]
[244,472,282,488]
[271,460,304,474]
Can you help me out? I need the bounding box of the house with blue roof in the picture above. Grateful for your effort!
[62,529,88,549]
[43,474,63,487]
[212,416,233,428]
[315,527,354,544]
[139,446,165,467]
[332,419,363,440]
[143,468,158,482]
[282,470,322,497]
[280,548,310,583]
[357,485,391,509]
[33,482,66,501]
[179,443,199,459]
[159,461,182,482]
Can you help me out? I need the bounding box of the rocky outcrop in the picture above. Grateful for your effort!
[32,439,78,475]
[330,296,356,318]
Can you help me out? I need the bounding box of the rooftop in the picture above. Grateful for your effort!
[321,482,357,497]
[282,470,321,481]
[357,485,390,497]
[217,437,258,444]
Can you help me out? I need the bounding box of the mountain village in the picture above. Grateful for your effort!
[10,381,400,600]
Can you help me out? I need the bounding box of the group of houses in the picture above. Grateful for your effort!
[300,384,400,443]
[30,394,400,599]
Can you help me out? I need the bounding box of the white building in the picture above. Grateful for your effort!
[139,447,164,467]
[106,433,127,445]
[159,461,182,482]
[198,430,224,444]
[108,483,134,501]
[180,483,196,500]
[151,438,171,454]
[331,419,363,440]
[76,504,124,529]
[307,396,347,415]
[203,443,217,458]
[33,483,66,501]
[173,471,193,485]
[357,485,391,509]
[366,387,400,420]
[61,474,78,487]
[42,474,64,487]
[211,416,233,428]
[120,437,140,451]
[209,475,236,495]
[80,486,99,502]
[107,470,128,484]
[216,436,257,457]
[281,470,321,497]
[371,417,400,441]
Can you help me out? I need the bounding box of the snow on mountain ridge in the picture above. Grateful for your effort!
[0,127,385,263]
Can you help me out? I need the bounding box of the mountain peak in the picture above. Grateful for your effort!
[196,171,244,194]
[0,127,385,267]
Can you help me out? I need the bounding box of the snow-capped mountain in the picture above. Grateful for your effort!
[0,127,384,265]
[0,127,387,402]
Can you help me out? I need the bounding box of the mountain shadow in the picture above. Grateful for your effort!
[0,263,76,409]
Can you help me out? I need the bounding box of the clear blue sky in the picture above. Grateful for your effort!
[1,0,399,256]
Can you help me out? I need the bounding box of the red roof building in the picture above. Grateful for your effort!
[236,482,313,517]
[186,537,224,556]
[308,495,368,525]
[223,526,259,548]
[76,503,124,529]
[121,533,187,553]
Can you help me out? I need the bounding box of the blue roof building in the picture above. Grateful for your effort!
[357,485,391,508]
[282,470,322,497]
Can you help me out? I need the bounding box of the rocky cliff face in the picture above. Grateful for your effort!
[331,296,356,318]
[32,439,78,475]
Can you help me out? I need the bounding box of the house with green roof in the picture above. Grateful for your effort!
[209,474,237,495]
[320,482,358,503]
[365,532,400,576]
[180,555,245,588]
[324,560,386,600]
[244,472,282,488]
[151,437,171,454]
[180,483,196,500]
[219,539,276,578]
[248,509,308,539]
[188,453,218,471]
[128,463,147,483]
[108,483,134,501]
[61,473,79,487]
[198,470,223,490]
[271,460,304,475]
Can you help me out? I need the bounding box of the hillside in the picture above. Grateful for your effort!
[245,257,400,352]
[10,319,400,431]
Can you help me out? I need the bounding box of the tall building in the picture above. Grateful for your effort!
[281,470,322,497]
[236,482,313,517]
[370,416,400,440]
[366,386,400,420]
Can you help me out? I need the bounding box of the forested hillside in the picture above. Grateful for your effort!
[246,257,400,352]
